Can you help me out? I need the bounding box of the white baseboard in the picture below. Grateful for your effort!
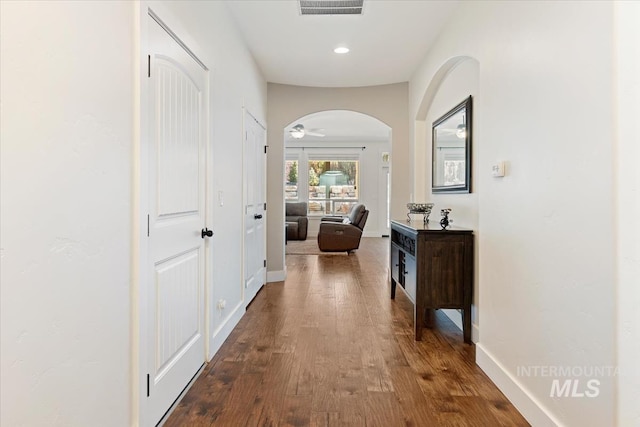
[475,343,561,427]
[267,268,286,283]
[363,231,384,238]
[441,309,479,343]
[208,301,244,359]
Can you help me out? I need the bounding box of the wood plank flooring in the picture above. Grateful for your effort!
[164,238,529,427]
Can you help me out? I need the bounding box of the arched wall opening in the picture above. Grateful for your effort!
[414,56,481,341]
[266,83,410,281]
[284,110,392,239]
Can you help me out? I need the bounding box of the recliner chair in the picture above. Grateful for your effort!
[317,204,369,253]
[285,202,308,241]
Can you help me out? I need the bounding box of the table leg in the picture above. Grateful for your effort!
[415,305,424,341]
[463,307,472,344]
[425,308,434,328]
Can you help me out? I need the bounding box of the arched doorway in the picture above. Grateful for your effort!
[414,56,480,342]
[284,110,391,238]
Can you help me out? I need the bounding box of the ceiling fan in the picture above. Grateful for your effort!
[289,123,325,139]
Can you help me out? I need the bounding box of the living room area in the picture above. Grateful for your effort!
[283,109,392,253]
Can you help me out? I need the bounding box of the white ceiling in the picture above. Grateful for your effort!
[225,0,460,88]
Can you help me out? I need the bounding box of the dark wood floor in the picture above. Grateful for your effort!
[164,238,529,426]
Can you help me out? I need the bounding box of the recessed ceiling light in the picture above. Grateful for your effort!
[334,46,350,54]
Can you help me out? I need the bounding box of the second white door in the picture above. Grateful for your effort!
[244,111,266,305]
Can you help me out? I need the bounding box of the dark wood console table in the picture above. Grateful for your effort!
[390,220,474,343]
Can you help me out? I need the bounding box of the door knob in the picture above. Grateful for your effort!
[201,228,213,238]
[254,214,263,219]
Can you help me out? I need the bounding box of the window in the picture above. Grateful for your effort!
[284,153,362,217]
[307,160,359,215]
[285,159,298,200]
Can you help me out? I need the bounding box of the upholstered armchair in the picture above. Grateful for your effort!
[285,202,308,241]
[317,204,369,253]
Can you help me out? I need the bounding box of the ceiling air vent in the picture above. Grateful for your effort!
[299,0,364,15]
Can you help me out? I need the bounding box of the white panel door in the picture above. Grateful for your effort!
[147,18,207,425]
[244,112,266,304]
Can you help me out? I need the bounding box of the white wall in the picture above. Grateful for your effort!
[1,1,266,425]
[267,83,409,280]
[614,2,640,425]
[1,2,133,425]
[410,2,616,426]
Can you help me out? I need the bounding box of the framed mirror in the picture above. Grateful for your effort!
[432,96,472,193]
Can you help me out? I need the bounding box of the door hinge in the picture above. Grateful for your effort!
[146,374,150,397]
[147,55,151,78]
[264,145,267,154]
[147,214,150,237]
[264,259,266,268]
[264,202,267,210]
